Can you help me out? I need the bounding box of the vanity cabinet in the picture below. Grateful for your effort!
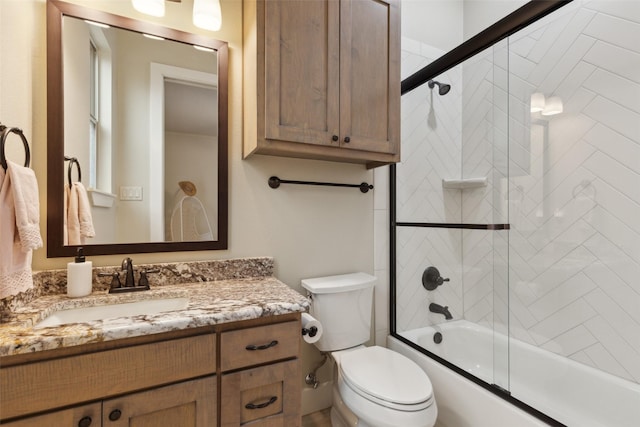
[0,314,302,427]
[243,0,401,168]
[220,321,301,426]
[0,403,101,427]
[103,376,216,427]
[2,379,215,427]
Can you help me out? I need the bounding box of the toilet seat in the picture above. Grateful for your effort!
[337,346,434,411]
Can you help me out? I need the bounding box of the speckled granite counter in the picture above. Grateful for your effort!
[0,258,309,357]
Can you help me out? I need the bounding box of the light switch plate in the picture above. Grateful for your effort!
[119,186,143,201]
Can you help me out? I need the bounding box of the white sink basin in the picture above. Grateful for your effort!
[35,298,189,328]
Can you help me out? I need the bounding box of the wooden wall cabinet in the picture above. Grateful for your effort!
[244,0,401,168]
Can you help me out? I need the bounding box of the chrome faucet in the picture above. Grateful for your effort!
[429,303,453,320]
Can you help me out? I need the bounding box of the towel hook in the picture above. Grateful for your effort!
[64,156,82,187]
[0,126,31,171]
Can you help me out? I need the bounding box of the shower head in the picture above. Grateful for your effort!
[428,80,451,96]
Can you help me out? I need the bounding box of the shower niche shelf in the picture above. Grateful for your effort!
[442,177,487,190]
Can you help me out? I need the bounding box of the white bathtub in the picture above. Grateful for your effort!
[390,320,640,427]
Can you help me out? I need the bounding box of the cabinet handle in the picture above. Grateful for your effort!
[344,136,351,143]
[78,416,92,427]
[245,396,278,410]
[108,409,122,421]
[245,340,278,351]
[332,135,339,142]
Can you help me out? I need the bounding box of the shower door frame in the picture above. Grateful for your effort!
[390,1,572,426]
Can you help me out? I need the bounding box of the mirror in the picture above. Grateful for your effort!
[47,0,228,257]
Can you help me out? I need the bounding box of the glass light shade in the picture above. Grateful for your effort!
[132,0,165,17]
[541,96,563,116]
[530,92,545,112]
[193,0,222,31]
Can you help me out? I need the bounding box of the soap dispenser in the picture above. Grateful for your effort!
[67,247,93,297]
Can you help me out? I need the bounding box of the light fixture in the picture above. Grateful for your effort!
[530,93,545,113]
[193,0,222,31]
[132,0,165,17]
[132,0,222,32]
[541,96,563,116]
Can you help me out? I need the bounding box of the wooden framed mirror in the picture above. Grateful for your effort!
[47,0,228,257]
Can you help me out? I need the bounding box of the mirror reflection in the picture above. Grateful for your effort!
[47,0,228,257]
[63,16,218,245]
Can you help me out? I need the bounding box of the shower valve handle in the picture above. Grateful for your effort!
[422,266,449,291]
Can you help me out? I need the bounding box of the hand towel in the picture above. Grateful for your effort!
[0,160,42,299]
[65,182,95,245]
[7,160,43,251]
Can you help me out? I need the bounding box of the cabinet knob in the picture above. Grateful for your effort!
[343,136,350,143]
[108,409,122,421]
[332,135,339,142]
[78,416,92,427]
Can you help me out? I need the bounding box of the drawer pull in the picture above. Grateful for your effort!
[245,340,278,351]
[78,416,92,427]
[245,396,278,410]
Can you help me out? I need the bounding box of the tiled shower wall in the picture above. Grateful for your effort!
[397,0,640,384]
[504,0,640,383]
[396,38,463,331]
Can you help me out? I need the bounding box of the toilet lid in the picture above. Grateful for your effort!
[339,346,433,406]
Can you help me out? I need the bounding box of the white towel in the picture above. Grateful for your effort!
[64,182,95,245]
[0,160,42,299]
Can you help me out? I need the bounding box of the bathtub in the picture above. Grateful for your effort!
[389,320,640,427]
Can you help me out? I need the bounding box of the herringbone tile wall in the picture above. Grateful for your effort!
[396,0,640,385]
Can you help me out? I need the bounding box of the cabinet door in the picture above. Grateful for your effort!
[340,0,400,154]
[1,402,100,427]
[221,359,300,427]
[264,0,340,146]
[103,376,216,427]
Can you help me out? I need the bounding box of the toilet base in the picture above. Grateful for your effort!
[331,384,358,426]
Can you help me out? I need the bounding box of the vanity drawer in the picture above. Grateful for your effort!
[0,334,216,420]
[220,321,300,371]
[220,359,301,427]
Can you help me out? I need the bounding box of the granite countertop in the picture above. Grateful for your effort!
[0,259,310,357]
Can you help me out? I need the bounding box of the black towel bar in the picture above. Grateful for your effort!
[0,125,31,171]
[268,176,374,193]
[64,156,82,187]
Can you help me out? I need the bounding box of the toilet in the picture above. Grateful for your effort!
[302,273,437,427]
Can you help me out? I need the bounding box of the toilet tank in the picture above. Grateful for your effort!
[301,272,376,352]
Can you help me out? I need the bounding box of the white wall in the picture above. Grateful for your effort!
[402,0,463,55]
[463,0,528,40]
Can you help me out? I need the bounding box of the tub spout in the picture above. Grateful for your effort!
[429,303,453,320]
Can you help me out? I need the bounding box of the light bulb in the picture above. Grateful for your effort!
[541,96,563,116]
[132,0,165,18]
[530,93,545,113]
[193,0,222,31]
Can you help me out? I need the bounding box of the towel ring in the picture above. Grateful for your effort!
[0,126,31,171]
[64,156,82,187]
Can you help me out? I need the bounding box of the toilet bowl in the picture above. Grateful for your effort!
[301,273,439,427]
[331,346,437,427]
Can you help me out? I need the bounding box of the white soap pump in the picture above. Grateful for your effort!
[67,247,93,297]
